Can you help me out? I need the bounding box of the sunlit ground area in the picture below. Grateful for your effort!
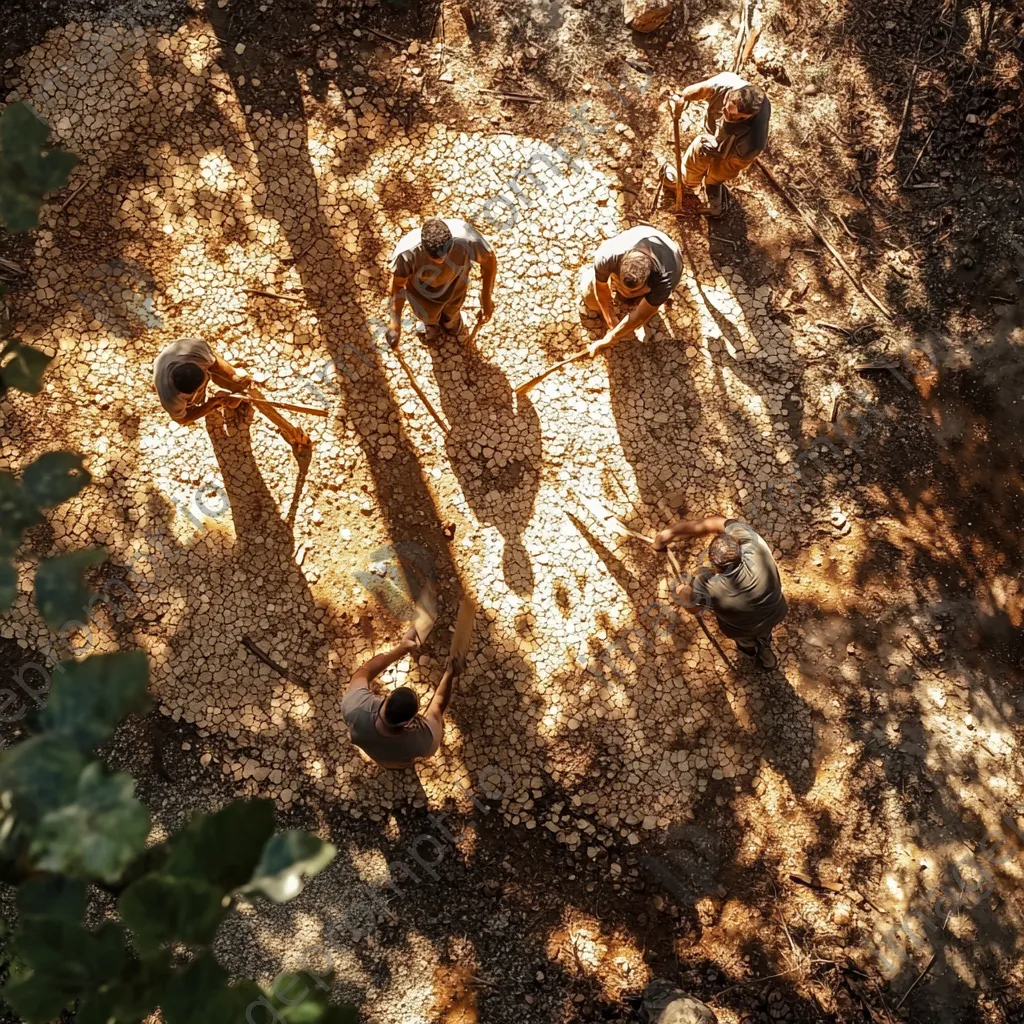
[3,2,1023,1021]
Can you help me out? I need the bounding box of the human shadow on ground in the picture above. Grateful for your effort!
[425,332,542,598]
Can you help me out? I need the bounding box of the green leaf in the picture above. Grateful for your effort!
[165,798,276,892]
[0,339,52,393]
[75,953,171,1024]
[162,952,229,1024]
[15,916,125,981]
[41,651,151,751]
[2,970,75,1023]
[242,830,337,903]
[118,873,227,955]
[0,470,42,557]
[0,735,87,821]
[31,762,150,883]
[17,875,87,924]
[22,451,90,507]
[0,103,80,232]
[0,559,14,608]
[34,547,106,628]
[0,102,50,151]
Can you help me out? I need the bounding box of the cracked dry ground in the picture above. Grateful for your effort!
[2,11,1024,1024]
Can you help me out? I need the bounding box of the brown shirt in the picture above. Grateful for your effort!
[341,687,440,768]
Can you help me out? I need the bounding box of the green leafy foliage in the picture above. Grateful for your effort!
[0,560,14,609]
[32,763,151,882]
[118,874,227,956]
[0,102,79,231]
[0,117,353,1023]
[0,735,88,822]
[165,798,276,891]
[0,338,53,395]
[35,547,106,628]
[244,830,338,903]
[41,651,151,750]
[0,471,43,558]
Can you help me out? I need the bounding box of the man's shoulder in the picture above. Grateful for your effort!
[707,71,748,91]
[390,229,422,263]
[156,337,212,363]
[341,686,378,722]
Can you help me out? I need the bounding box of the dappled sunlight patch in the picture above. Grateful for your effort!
[546,912,649,999]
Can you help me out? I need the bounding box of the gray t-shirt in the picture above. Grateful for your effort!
[341,687,439,768]
[703,72,771,167]
[691,521,787,638]
[389,218,494,323]
[593,226,683,307]
[154,338,216,421]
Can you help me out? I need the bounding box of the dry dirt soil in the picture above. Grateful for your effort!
[1,0,1023,1022]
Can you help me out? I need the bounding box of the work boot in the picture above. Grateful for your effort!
[755,641,777,670]
[423,323,442,345]
[701,183,725,218]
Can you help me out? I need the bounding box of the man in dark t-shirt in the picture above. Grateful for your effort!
[665,72,771,216]
[654,515,787,668]
[578,226,683,358]
[342,628,463,769]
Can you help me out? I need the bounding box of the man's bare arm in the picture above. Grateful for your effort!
[346,629,418,694]
[424,666,456,723]
[594,279,617,331]
[174,393,231,425]
[589,299,659,356]
[653,515,729,550]
[209,355,252,392]
[673,579,700,614]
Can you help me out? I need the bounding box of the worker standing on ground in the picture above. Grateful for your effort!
[664,73,771,217]
[153,337,310,453]
[579,226,683,358]
[386,217,497,347]
[653,515,787,668]
[342,628,463,769]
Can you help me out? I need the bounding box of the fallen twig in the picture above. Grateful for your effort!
[362,25,406,45]
[241,635,310,689]
[886,39,923,167]
[901,128,936,187]
[244,288,304,303]
[757,161,894,321]
[478,88,544,103]
[60,180,89,212]
[895,952,936,1009]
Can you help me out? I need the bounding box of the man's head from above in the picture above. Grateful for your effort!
[421,217,454,264]
[723,84,765,122]
[382,686,419,727]
[170,362,207,395]
[708,534,742,573]
[620,250,653,292]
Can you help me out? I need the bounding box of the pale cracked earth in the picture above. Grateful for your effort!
[6,20,847,829]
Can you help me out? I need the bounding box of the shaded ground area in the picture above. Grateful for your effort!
[1,0,1023,1022]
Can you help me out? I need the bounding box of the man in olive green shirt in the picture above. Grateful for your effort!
[654,515,787,668]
